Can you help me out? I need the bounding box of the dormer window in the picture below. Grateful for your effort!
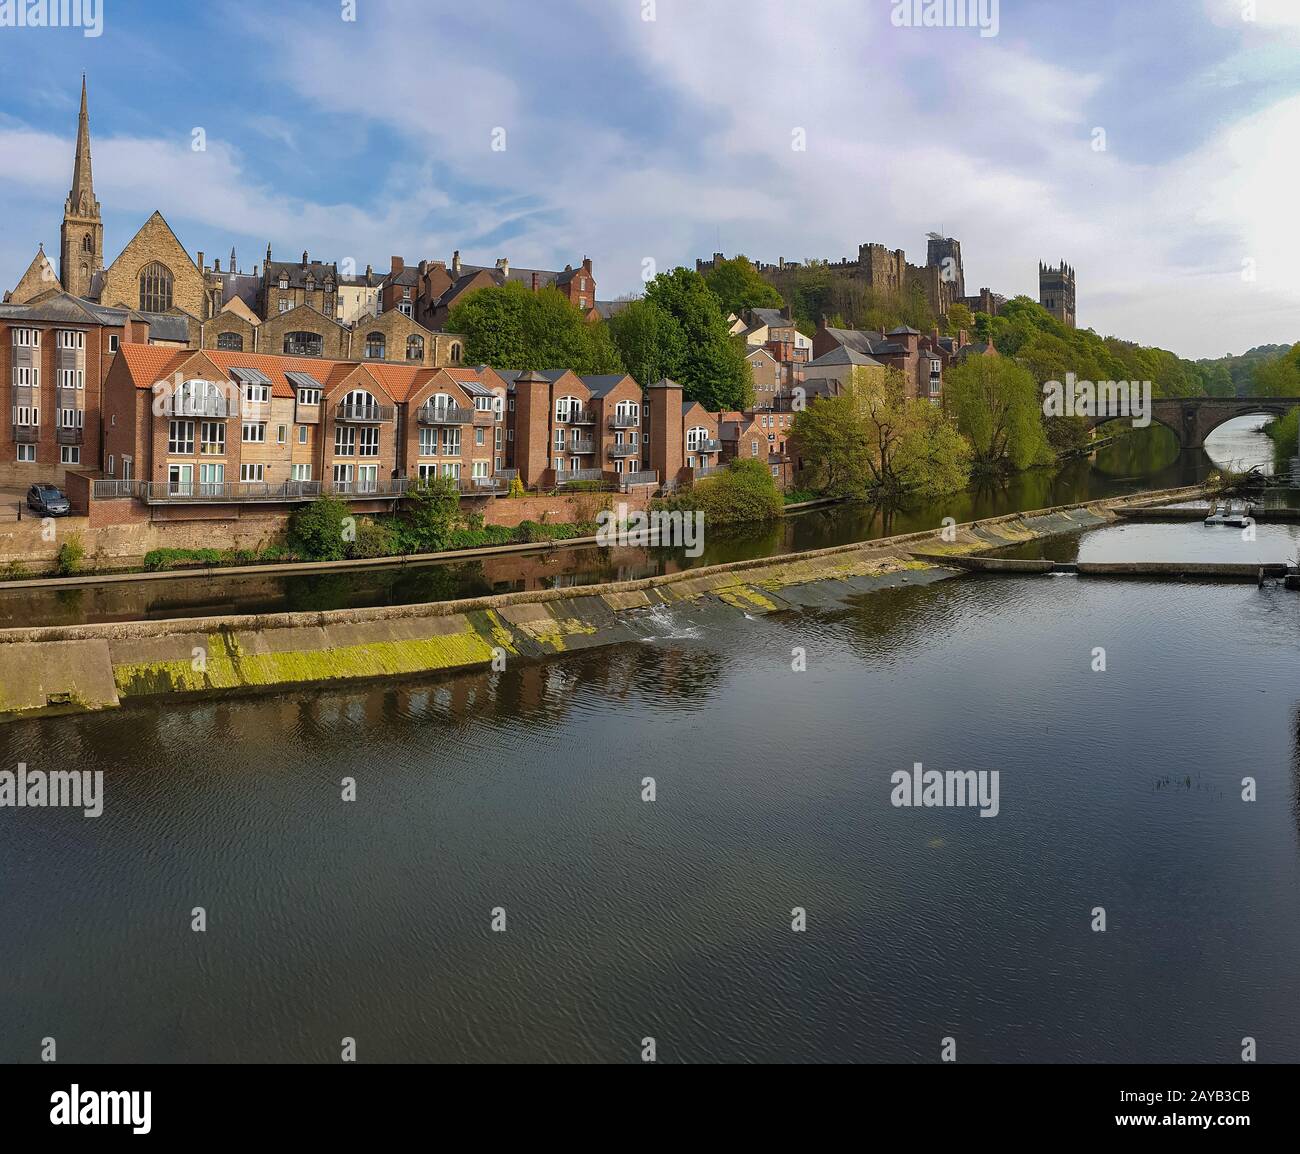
[279,276,289,290]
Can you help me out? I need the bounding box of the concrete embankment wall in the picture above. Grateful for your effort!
[0,486,1204,721]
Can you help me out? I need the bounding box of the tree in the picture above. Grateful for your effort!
[290,494,352,561]
[945,302,975,336]
[642,268,753,411]
[1252,343,1300,397]
[607,298,686,386]
[657,457,783,526]
[944,354,1053,472]
[394,476,463,553]
[448,282,624,373]
[794,366,970,500]
[703,255,783,317]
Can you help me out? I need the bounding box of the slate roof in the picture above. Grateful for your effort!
[0,291,127,325]
[805,345,883,369]
[266,260,339,290]
[821,325,883,356]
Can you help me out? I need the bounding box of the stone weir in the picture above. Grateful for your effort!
[0,487,1204,722]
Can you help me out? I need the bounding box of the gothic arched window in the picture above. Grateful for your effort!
[81,234,93,253]
[139,262,173,313]
[406,335,424,361]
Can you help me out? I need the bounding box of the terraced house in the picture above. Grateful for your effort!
[99,348,510,514]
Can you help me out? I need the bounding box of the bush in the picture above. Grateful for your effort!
[508,476,526,498]
[1265,410,1300,459]
[0,559,29,581]
[346,517,397,559]
[144,547,223,571]
[656,458,783,526]
[56,534,85,576]
[289,495,352,561]
[393,477,462,553]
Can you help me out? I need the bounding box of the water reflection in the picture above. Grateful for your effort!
[0,418,1276,629]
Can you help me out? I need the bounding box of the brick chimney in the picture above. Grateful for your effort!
[391,256,404,275]
[302,250,309,268]
[531,272,539,291]
[582,256,592,273]
[451,250,461,276]
[196,251,204,272]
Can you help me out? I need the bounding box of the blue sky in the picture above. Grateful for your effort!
[1,0,1298,358]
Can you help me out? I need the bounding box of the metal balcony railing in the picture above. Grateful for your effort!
[558,408,595,425]
[608,414,640,430]
[12,425,39,443]
[555,469,605,486]
[567,438,596,454]
[687,438,722,453]
[419,404,476,425]
[608,442,640,458]
[139,478,411,505]
[160,395,235,418]
[620,470,658,490]
[92,479,137,499]
[335,403,395,423]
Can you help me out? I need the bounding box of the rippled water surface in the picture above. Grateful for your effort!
[4,572,1300,1062]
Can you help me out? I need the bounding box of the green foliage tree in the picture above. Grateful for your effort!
[945,302,975,336]
[657,457,783,526]
[944,354,1053,472]
[289,494,352,561]
[632,268,753,410]
[703,255,783,317]
[1251,343,1300,397]
[606,298,686,386]
[395,476,463,553]
[448,282,623,373]
[793,366,970,501]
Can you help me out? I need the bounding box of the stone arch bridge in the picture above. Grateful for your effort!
[1087,398,1300,450]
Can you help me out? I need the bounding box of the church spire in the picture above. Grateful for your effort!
[60,74,104,297]
[68,74,97,218]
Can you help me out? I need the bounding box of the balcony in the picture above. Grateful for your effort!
[457,477,506,496]
[335,402,395,423]
[687,438,722,454]
[56,426,84,445]
[555,468,605,487]
[160,394,234,418]
[558,408,595,425]
[295,403,322,425]
[92,479,137,500]
[566,438,596,454]
[692,465,722,480]
[608,414,641,430]
[12,425,38,443]
[620,470,658,491]
[139,478,410,505]
[419,404,475,425]
[608,442,640,459]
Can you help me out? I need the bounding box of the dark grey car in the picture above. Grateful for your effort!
[27,485,71,516]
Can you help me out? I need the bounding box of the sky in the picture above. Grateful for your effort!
[0,0,1298,360]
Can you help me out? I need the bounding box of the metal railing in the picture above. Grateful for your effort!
[458,477,506,495]
[568,438,596,454]
[335,403,396,423]
[92,479,137,499]
[687,438,722,453]
[159,396,236,418]
[12,425,38,443]
[56,427,84,445]
[418,404,476,425]
[620,470,658,490]
[138,478,411,504]
[693,466,722,479]
[558,408,595,425]
[555,468,605,486]
[608,442,640,458]
[608,414,640,430]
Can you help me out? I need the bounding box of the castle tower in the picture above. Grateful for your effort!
[1039,260,1076,329]
[926,235,965,300]
[60,75,104,298]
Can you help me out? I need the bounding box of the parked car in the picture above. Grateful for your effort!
[27,485,71,516]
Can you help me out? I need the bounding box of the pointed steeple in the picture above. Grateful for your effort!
[67,74,98,219]
[60,74,104,297]
[230,246,237,274]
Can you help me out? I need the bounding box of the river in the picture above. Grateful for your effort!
[0,416,1280,629]
[2,415,1299,1063]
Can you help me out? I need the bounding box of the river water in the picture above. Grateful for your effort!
[0,417,1278,629]
[3,416,1299,1063]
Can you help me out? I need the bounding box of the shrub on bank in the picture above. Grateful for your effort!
[346,517,396,560]
[289,494,352,561]
[1265,410,1299,458]
[655,458,783,526]
[56,534,85,576]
